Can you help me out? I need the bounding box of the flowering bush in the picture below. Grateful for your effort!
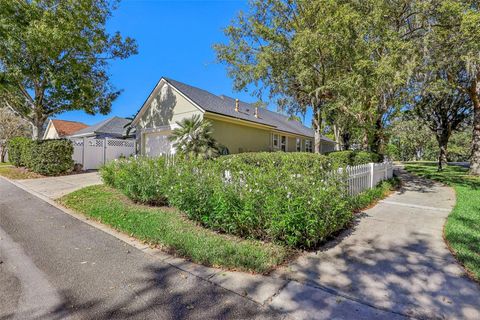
[101,157,173,205]
[101,152,352,248]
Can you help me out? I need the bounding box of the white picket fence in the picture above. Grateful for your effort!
[344,162,394,196]
[71,137,136,170]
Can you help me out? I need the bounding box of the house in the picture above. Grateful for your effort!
[43,119,88,139]
[131,77,336,157]
[69,117,133,139]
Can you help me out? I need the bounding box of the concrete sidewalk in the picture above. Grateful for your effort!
[15,171,102,199]
[273,169,480,319]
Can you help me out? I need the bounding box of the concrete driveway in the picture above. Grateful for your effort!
[273,169,480,319]
[15,172,102,199]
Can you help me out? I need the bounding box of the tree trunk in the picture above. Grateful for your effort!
[438,141,448,171]
[362,129,369,150]
[470,93,480,175]
[313,106,322,154]
[342,131,351,150]
[436,133,450,172]
[31,118,45,140]
[371,116,384,156]
[1,148,5,163]
[333,124,341,151]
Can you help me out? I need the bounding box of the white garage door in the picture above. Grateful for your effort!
[144,132,173,157]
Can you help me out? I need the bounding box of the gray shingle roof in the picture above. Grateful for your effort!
[70,117,131,137]
[164,77,333,141]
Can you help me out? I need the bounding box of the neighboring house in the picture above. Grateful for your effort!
[69,117,133,139]
[43,119,88,139]
[131,77,336,157]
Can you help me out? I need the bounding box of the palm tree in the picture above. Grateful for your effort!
[123,114,135,137]
[169,114,220,159]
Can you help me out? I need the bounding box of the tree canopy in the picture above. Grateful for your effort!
[0,0,137,139]
[216,0,480,174]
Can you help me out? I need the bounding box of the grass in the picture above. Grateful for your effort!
[404,162,480,282]
[0,165,45,179]
[59,185,292,274]
[351,177,401,212]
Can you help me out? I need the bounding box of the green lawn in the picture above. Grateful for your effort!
[59,185,292,274]
[404,162,480,282]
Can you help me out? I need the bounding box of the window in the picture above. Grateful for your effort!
[305,139,313,153]
[272,134,279,148]
[296,138,301,152]
[280,135,287,151]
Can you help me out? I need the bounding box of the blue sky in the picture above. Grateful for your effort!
[60,0,313,127]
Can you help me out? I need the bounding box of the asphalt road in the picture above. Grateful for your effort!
[0,178,283,320]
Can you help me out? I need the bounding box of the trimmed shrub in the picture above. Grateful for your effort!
[7,137,31,167]
[29,140,74,175]
[326,150,381,167]
[101,152,352,249]
[6,138,73,176]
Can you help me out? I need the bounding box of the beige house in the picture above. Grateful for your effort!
[131,77,336,157]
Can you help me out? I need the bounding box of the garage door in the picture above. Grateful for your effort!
[144,132,173,157]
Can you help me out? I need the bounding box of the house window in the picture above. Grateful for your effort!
[296,138,301,152]
[305,139,313,153]
[280,135,287,152]
[272,134,279,148]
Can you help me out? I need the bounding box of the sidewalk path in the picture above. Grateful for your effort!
[15,172,102,199]
[272,169,480,319]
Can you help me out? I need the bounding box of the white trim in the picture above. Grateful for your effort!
[131,78,205,126]
[42,120,53,140]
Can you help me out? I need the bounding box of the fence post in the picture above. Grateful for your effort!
[370,162,374,189]
[104,138,108,165]
[384,162,388,179]
[82,137,86,169]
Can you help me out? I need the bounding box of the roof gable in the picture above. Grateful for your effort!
[50,120,88,137]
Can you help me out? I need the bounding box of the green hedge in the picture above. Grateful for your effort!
[7,137,32,167]
[7,138,74,176]
[101,153,352,249]
[326,150,381,167]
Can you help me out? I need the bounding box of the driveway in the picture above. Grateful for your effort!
[0,178,282,320]
[274,169,480,319]
[15,172,102,199]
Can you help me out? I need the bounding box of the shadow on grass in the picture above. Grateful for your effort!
[404,162,480,190]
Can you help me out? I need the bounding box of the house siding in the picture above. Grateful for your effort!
[136,81,202,131]
[208,118,272,154]
[321,141,336,153]
[135,81,203,154]
[44,126,59,139]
